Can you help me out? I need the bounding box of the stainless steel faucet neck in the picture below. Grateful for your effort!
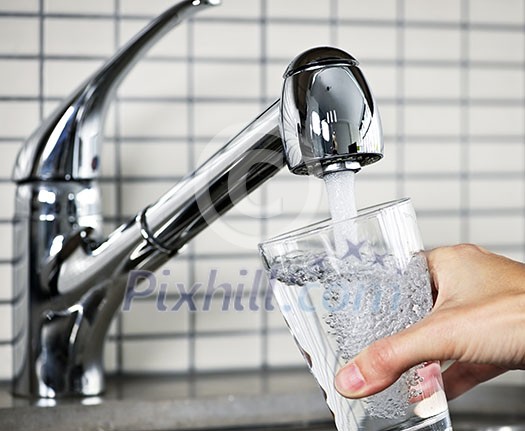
[12,1,383,399]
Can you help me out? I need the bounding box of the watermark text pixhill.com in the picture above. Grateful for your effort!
[122,268,276,312]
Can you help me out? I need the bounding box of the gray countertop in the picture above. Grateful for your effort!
[0,368,524,431]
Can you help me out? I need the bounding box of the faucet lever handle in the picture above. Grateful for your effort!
[12,0,221,183]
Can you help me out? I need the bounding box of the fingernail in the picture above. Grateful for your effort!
[336,363,366,395]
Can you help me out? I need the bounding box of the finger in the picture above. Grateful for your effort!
[442,362,507,400]
[423,248,441,303]
[335,313,456,398]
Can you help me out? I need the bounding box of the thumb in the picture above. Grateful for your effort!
[335,314,453,398]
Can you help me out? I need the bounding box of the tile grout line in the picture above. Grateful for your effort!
[521,0,525,264]
[187,16,197,378]
[1,10,524,32]
[460,0,470,244]
[396,0,406,199]
[113,0,125,376]
[38,0,44,122]
[2,53,525,71]
[259,0,269,372]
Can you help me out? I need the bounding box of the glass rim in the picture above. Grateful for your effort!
[258,197,412,249]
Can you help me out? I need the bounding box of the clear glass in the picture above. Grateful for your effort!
[259,198,453,431]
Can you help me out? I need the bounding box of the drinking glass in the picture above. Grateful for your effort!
[258,198,452,431]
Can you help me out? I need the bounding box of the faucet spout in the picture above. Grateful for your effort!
[11,1,383,399]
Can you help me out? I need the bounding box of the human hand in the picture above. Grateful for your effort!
[335,244,525,400]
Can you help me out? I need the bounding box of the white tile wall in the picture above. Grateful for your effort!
[119,0,174,15]
[194,22,261,59]
[0,144,20,179]
[404,28,462,61]
[469,179,525,209]
[338,0,396,20]
[469,68,525,99]
[266,332,304,367]
[0,1,38,13]
[120,141,189,177]
[469,141,525,173]
[469,0,525,24]
[193,102,261,138]
[194,62,260,98]
[193,221,263,254]
[418,216,462,247]
[45,0,115,14]
[0,60,39,96]
[405,178,462,211]
[267,23,331,59]
[469,106,525,136]
[120,102,188,137]
[404,66,461,99]
[469,30,524,63]
[404,104,462,136]
[44,18,115,56]
[44,60,104,97]
[194,333,262,370]
[404,142,462,174]
[119,61,189,97]
[122,300,190,335]
[0,266,12,302]
[404,0,461,22]
[123,338,190,372]
[0,0,524,389]
[338,25,397,61]
[267,0,330,19]
[0,102,39,138]
[470,215,525,247]
[194,295,262,332]
[364,64,397,99]
[0,17,39,54]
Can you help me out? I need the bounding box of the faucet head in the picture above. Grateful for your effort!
[280,46,383,178]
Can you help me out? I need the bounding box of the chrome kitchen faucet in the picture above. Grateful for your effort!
[12,0,383,398]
